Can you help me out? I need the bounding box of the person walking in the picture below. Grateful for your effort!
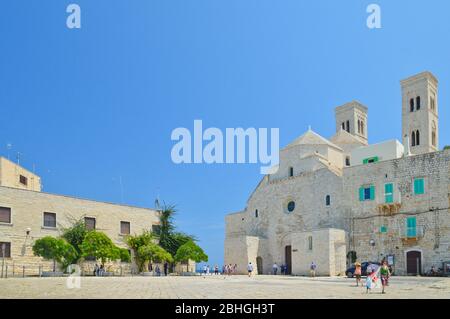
[280,264,285,275]
[272,263,278,275]
[214,265,219,275]
[310,262,317,278]
[233,264,237,274]
[203,265,207,275]
[247,262,253,277]
[366,269,376,293]
[206,265,210,275]
[163,262,168,276]
[354,262,362,287]
[93,263,99,276]
[380,261,391,294]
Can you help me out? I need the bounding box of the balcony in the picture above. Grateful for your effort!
[377,202,402,216]
[400,226,424,245]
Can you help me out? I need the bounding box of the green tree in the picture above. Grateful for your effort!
[118,247,131,263]
[61,217,89,263]
[155,204,196,257]
[137,242,173,271]
[174,240,208,266]
[126,231,155,271]
[32,236,77,272]
[444,145,450,150]
[80,231,120,266]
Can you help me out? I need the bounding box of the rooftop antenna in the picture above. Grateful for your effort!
[16,152,22,166]
[6,143,12,160]
[154,187,161,210]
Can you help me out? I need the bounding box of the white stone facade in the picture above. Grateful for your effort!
[225,71,450,276]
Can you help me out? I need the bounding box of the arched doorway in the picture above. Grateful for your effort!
[406,250,422,275]
[285,246,292,275]
[256,257,263,275]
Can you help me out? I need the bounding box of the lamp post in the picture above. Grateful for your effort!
[1,243,5,279]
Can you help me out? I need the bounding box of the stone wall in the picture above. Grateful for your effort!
[0,186,160,270]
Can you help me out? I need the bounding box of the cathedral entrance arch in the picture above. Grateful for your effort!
[256,257,263,275]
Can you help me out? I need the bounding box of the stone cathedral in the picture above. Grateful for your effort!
[225,71,450,276]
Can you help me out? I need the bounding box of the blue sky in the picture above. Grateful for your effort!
[0,0,449,267]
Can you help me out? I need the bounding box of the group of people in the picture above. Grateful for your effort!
[201,264,238,275]
[93,264,106,276]
[147,262,169,276]
[354,260,391,294]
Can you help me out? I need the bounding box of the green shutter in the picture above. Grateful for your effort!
[369,186,375,200]
[414,178,425,195]
[385,183,394,203]
[363,158,368,164]
[380,226,387,233]
[407,217,417,237]
[359,187,364,201]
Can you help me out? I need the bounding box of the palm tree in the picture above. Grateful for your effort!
[154,203,196,271]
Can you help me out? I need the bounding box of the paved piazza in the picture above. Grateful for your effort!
[0,275,449,299]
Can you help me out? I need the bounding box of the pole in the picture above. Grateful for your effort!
[416,258,420,276]
[1,243,5,279]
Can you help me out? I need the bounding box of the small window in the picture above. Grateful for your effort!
[345,157,350,166]
[325,195,331,206]
[255,209,259,218]
[410,98,414,112]
[360,121,365,135]
[0,207,11,224]
[287,201,295,213]
[384,183,394,203]
[308,236,313,250]
[416,96,421,110]
[84,217,96,230]
[357,120,361,134]
[359,186,375,201]
[152,224,161,234]
[342,122,345,130]
[0,242,11,258]
[432,131,436,147]
[19,175,28,186]
[430,97,436,111]
[289,167,294,177]
[414,178,425,195]
[120,221,131,235]
[363,157,379,164]
[43,212,56,228]
[416,130,420,146]
[346,120,350,133]
[406,217,417,238]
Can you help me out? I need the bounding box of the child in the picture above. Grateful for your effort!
[366,270,376,293]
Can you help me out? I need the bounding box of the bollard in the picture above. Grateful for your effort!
[5,265,8,278]
[12,263,15,277]
[22,266,25,278]
[39,265,42,277]
[120,266,123,277]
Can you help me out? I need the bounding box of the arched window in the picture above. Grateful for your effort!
[342,122,345,130]
[255,209,258,218]
[416,96,421,110]
[416,130,420,146]
[410,98,414,112]
[357,120,361,134]
[361,121,365,135]
[325,195,331,206]
[346,120,350,133]
[412,131,416,147]
[289,167,294,177]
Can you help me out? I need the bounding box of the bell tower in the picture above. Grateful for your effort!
[401,72,439,155]
[335,101,368,145]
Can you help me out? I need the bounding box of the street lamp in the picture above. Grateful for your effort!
[1,243,5,279]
